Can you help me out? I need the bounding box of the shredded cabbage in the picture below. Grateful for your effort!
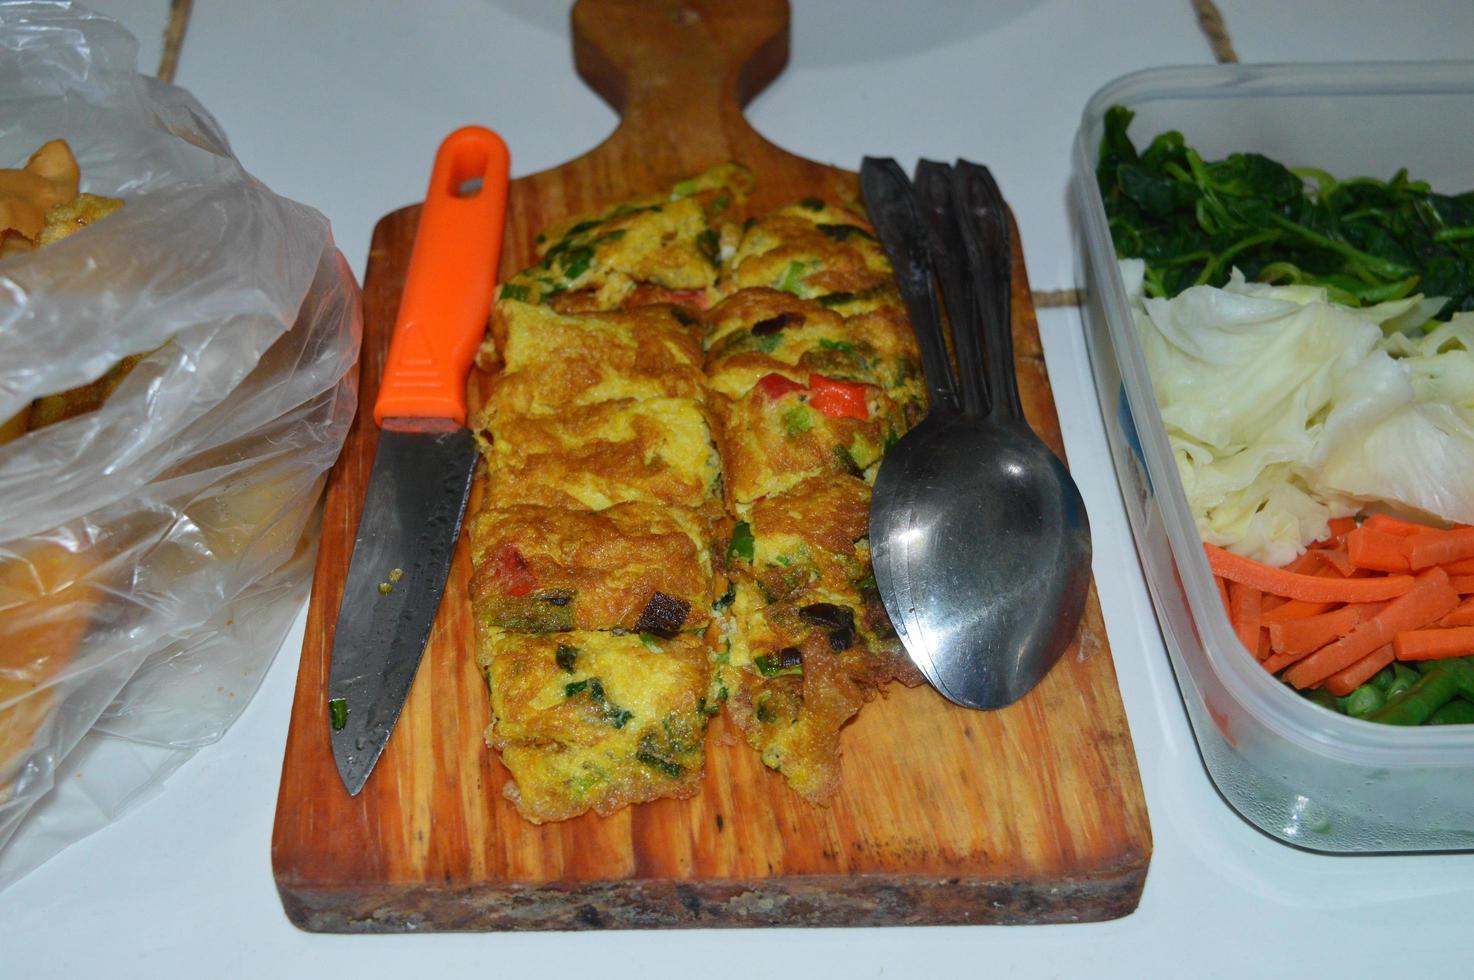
[1123,259,1474,565]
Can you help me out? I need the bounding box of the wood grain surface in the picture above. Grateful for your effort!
[272,0,1151,931]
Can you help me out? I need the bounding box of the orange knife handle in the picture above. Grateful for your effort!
[374,126,510,426]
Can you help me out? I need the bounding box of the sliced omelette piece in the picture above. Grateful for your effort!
[476,396,725,516]
[485,302,706,418]
[713,474,920,801]
[719,583,897,802]
[737,478,911,677]
[486,163,752,329]
[467,501,718,634]
[722,198,894,304]
[477,628,710,823]
[708,361,909,503]
[731,472,871,602]
[702,288,925,426]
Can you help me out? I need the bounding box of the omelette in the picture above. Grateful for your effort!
[469,164,925,822]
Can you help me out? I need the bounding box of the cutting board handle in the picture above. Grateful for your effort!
[572,0,790,162]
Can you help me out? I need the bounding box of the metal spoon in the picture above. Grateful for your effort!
[860,157,1092,709]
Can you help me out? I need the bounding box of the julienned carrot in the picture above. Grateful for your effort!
[1346,528,1411,573]
[1327,516,1358,537]
[1408,528,1474,570]
[1448,575,1474,594]
[1260,565,1346,623]
[1323,645,1396,697]
[1257,628,1272,660]
[1261,599,1336,624]
[1442,557,1474,575]
[1205,543,1416,603]
[1284,568,1460,689]
[1392,627,1474,662]
[1315,548,1357,577]
[1228,580,1262,656]
[1281,551,1325,575]
[1263,648,1308,675]
[1362,514,1426,537]
[1268,602,1384,658]
[1215,575,1231,620]
[1440,598,1474,628]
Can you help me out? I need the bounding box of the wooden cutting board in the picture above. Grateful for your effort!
[272,0,1151,931]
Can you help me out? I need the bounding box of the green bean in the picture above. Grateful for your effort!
[1303,687,1340,712]
[1427,698,1474,726]
[1340,683,1385,718]
[1365,667,1461,726]
[1440,657,1474,699]
[1386,663,1421,699]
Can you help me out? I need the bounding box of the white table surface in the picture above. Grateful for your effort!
[6,1,1474,976]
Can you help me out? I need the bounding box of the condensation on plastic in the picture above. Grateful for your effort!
[0,3,361,888]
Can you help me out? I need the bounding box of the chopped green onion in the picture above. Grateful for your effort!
[559,246,594,280]
[754,653,802,678]
[712,581,736,612]
[728,521,755,563]
[775,260,814,295]
[816,223,875,242]
[781,405,814,436]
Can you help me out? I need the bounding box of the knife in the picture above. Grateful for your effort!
[328,126,509,796]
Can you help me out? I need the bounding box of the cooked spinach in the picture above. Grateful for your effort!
[1098,105,1474,317]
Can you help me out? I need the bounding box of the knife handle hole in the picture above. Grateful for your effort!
[444,142,490,198]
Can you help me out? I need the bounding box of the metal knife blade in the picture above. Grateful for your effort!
[326,125,509,795]
[328,420,476,796]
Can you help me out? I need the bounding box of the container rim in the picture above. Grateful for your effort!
[1073,59,1474,768]
[1081,60,1474,115]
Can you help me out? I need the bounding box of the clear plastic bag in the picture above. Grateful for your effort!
[0,3,361,888]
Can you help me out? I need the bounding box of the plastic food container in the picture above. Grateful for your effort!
[1071,62,1474,852]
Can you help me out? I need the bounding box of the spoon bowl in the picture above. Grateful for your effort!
[870,412,1091,707]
